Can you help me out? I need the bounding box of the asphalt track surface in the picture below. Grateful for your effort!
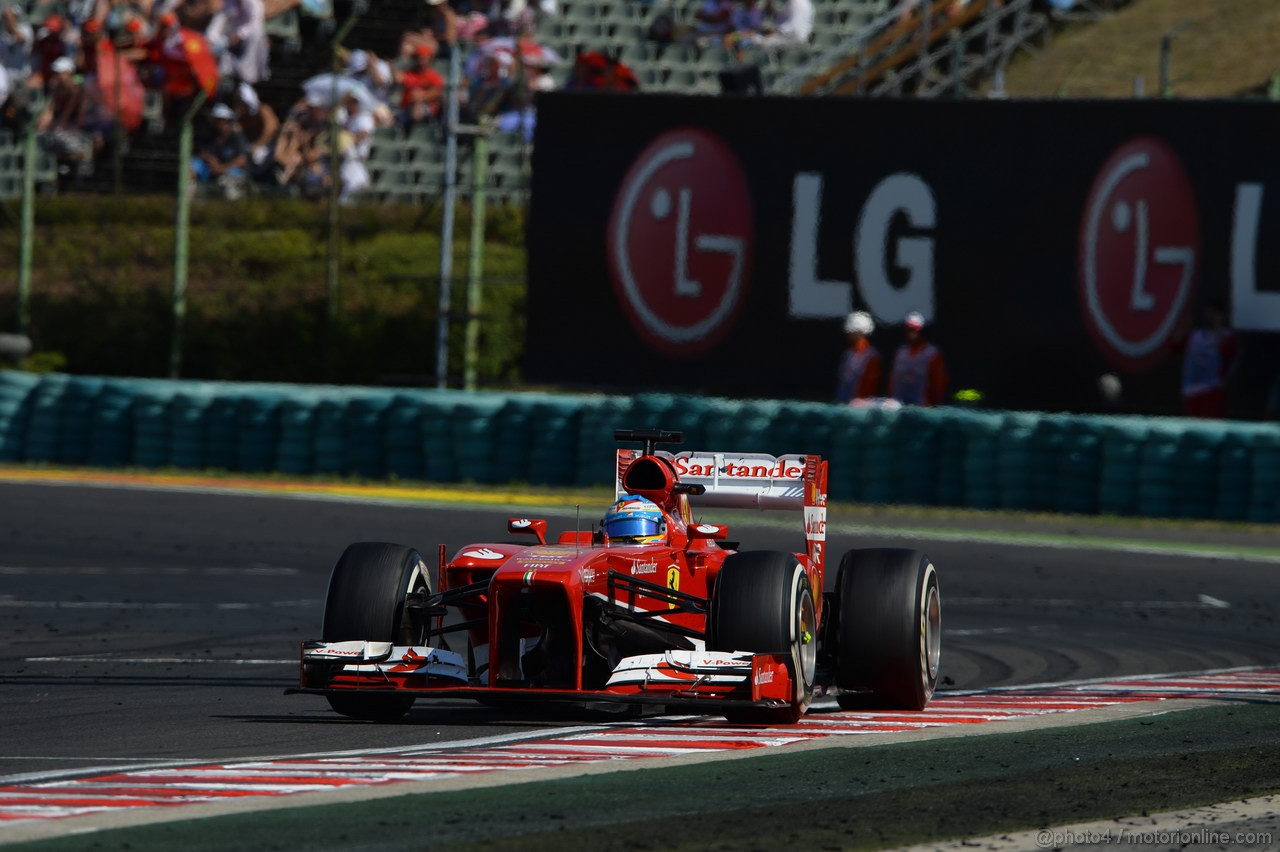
[0,477,1278,817]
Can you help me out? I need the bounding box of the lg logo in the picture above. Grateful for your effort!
[1078,136,1278,370]
[607,128,937,356]
[1078,137,1199,373]
[788,171,937,325]
[607,128,1275,366]
[607,128,754,356]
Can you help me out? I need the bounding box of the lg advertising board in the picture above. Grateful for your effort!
[526,95,1280,415]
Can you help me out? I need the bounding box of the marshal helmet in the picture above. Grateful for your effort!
[844,311,874,335]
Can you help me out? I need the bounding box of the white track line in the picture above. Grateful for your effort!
[947,596,1232,609]
[23,657,295,665]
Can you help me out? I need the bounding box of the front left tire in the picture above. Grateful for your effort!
[321,542,430,721]
[708,550,817,724]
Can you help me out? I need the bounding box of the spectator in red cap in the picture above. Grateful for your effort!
[397,42,443,130]
[144,10,218,103]
[116,15,151,61]
[564,50,638,91]
[32,13,69,86]
[890,310,949,406]
[80,16,104,77]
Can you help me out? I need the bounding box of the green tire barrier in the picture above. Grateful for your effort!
[450,395,505,485]
[62,376,105,466]
[576,396,635,488]
[23,373,71,464]
[385,393,429,482]
[825,406,863,503]
[132,383,175,469]
[344,393,393,479]
[88,381,136,468]
[277,393,323,476]
[1249,430,1280,523]
[0,371,40,461]
[169,389,213,470]
[1,370,1278,523]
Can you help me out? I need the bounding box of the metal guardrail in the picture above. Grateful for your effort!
[0,131,58,201]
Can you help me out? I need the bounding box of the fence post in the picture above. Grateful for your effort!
[951,33,964,98]
[464,127,488,391]
[112,44,124,196]
[1158,34,1173,97]
[1159,22,1190,98]
[171,90,207,379]
[16,122,36,337]
[437,44,462,390]
[326,9,360,324]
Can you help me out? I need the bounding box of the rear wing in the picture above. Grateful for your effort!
[615,449,829,569]
[613,451,817,510]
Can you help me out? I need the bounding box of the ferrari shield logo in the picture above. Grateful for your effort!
[666,565,680,609]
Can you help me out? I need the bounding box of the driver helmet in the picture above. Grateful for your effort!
[603,494,667,544]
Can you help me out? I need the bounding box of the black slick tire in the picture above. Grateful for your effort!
[708,551,817,724]
[321,542,430,721]
[833,548,941,711]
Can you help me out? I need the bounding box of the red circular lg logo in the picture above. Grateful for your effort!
[1078,137,1199,373]
[607,128,754,356]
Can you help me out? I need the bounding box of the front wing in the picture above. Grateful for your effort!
[288,642,798,712]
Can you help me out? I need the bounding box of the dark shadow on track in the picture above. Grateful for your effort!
[0,675,292,688]
[222,702,670,727]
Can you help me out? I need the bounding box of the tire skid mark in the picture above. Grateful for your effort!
[1,668,1277,826]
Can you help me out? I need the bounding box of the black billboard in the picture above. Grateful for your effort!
[526,95,1280,416]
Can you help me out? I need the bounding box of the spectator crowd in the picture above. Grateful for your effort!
[0,0,600,201]
[0,0,974,202]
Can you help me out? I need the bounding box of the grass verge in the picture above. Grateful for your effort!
[995,0,1280,98]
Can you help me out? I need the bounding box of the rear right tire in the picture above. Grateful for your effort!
[833,548,940,711]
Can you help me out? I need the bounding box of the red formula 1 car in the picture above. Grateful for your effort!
[290,429,941,724]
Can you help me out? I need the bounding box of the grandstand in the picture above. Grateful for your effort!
[530,0,895,95]
[353,0,1054,203]
[0,0,1261,206]
[0,0,1079,204]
